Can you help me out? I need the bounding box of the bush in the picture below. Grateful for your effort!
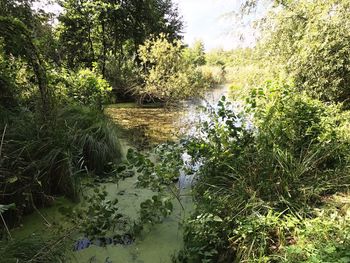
[200,65,226,87]
[175,81,350,262]
[136,34,207,103]
[0,104,121,224]
[183,40,206,67]
[261,0,350,105]
[50,68,112,109]
[280,203,350,262]
[105,53,142,100]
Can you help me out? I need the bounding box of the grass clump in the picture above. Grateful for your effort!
[0,234,68,263]
[0,104,122,225]
[174,81,350,262]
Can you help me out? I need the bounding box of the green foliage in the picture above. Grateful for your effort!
[0,15,51,114]
[175,213,230,263]
[183,40,206,66]
[174,82,350,262]
[122,144,181,234]
[137,34,207,103]
[0,204,15,214]
[126,143,184,191]
[200,65,226,87]
[260,0,350,105]
[0,46,18,107]
[69,69,112,108]
[57,0,183,97]
[0,105,122,221]
[52,68,112,109]
[139,195,173,225]
[105,53,142,99]
[0,234,67,263]
[205,48,277,98]
[279,204,350,262]
[68,187,124,238]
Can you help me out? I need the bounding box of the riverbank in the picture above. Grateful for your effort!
[4,85,229,262]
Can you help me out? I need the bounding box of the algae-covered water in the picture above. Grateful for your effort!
[11,86,228,263]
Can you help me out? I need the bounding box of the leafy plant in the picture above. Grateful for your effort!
[51,68,112,110]
[139,195,173,225]
[137,34,207,104]
[174,82,350,262]
[0,233,69,263]
[68,187,125,238]
[260,0,350,105]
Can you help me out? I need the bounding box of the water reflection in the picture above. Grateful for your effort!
[106,85,229,147]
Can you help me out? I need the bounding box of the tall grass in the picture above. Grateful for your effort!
[175,83,350,262]
[0,104,122,225]
[0,231,73,263]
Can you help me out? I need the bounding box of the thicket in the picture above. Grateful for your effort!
[173,82,350,262]
[220,0,350,106]
[57,0,185,101]
[164,0,350,261]
[0,0,123,246]
[260,0,350,105]
[135,35,211,104]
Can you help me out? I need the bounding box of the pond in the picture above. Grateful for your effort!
[11,85,229,263]
[107,85,229,147]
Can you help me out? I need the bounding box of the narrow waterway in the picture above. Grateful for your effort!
[12,85,229,263]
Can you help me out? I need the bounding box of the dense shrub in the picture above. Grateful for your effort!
[50,68,112,109]
[136,34,208,103]
[261,0,350,105]
[183,40,206,67]
[200,65,226,87]
[0,48,18,108]
[174,81,350,262]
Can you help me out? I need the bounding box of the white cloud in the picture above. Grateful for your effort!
[173,0,257,50]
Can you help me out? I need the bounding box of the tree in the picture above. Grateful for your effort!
[0,0,58,64]
[137,34,205,103]
[0,16,51,114]
[183,40,206,66]
[57,0,183,74]
[240,0,350,105]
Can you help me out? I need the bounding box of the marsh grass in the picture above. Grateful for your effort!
[0,232,72,263]
[0,104,122,225]
[175,83,350,262]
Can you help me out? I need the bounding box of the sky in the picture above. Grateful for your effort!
[173,0,257,50]
[33,0,259,51]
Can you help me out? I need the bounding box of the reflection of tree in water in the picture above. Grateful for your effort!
[106,106,185,148]
[125,125,151,149]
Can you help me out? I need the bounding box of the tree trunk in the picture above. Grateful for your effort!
[27,42,51,116]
